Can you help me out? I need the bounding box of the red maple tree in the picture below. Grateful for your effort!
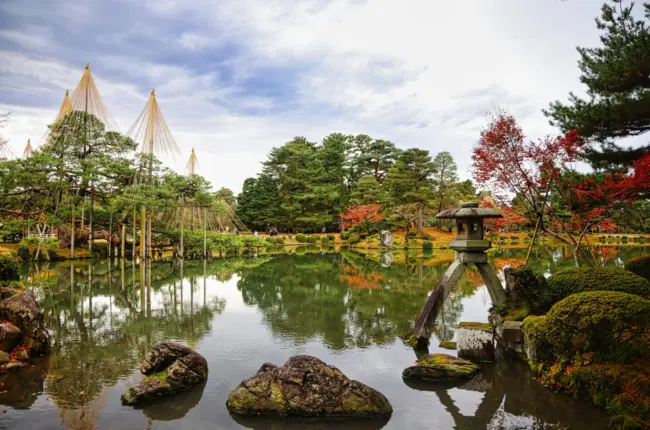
[472,112,582,262]
[340,204,383,232]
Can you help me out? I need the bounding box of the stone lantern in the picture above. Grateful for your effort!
[412,202,507,342]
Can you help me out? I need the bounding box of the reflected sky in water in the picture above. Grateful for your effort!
[2,246,646,429]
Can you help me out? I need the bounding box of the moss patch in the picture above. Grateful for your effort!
[458,322,491,332]
[438,341,457,350]
[145,369,169,383]
[625,256,650,282]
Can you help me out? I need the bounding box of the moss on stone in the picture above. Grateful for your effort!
[403,353,479,381]
[547,268,650,305]
[458,321,491,332]
[625,256,650,282]
[438,341,456,350]
[341,394,375,414]
[145,369,169,383]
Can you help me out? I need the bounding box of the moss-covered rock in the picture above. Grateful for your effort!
[534,291,650,363]
[522,315,553,364]
[0,290,49,354]
[625,256,650,282]
[226,355,392,417]
[500,265,552,317]
[438,341,456,350]
[402,354,479,381]
[0,256,20,283]
[121,342,208,406]
[547,268,650,305]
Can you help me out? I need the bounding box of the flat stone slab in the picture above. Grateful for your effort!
[402,354,479,381]
[227,355,392,417]
[457,322,495,362]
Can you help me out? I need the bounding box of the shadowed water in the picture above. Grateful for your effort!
[2,246,647,429]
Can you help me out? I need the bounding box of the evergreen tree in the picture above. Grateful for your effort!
[431,151,459,225]
[350,175,383,205]
[348,134,400,182]
[385,148,436,233]
[544,1,650,168]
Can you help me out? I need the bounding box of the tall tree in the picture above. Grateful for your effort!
[349,135,401,182]
[350,175,383,205]
[385,149,436,233]
[431,151,459,225]
[236,175,281,231]
[544,0,650,168]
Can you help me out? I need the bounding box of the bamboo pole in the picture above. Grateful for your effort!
[140,207,146,260]
[180,204,184,259]
[121,223,126,259]
[203,207,207,259]
[147,212,152,260]
[132,207,136,259]
[71,199,75,259]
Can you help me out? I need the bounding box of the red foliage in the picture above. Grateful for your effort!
[339,265,383,289]
[339,204,383,230]
[479,198,527,232]
[472,113,582,222]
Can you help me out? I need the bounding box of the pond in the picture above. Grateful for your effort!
[2,246,647,429]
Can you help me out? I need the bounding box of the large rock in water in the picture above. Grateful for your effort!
[227,355,392,417]
[121,342,208,406]
[380,231,394,247]
[0,291,49,354]
[402,354,479,381]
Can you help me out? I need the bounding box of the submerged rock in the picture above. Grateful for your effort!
[121,342,208,406]
[402,354,479,381]
[227,355,392,417]
[0,321,21,352]
[0,291,49,354]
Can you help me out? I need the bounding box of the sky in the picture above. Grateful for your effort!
[0,0,647,194]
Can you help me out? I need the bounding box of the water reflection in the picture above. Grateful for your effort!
[10,246,644,429]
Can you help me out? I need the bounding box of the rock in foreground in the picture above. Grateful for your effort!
[121,342,208,406]
[227,355,392,417]
[0,291,49,354]
[402,354,478,381]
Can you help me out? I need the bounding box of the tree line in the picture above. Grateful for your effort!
[235,134,476,233]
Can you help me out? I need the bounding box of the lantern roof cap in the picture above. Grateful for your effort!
[436,202,503,219]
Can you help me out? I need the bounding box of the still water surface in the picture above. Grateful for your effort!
[2,246,647,429]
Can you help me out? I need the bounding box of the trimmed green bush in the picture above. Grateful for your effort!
[327,234,335,241]
[504,266,552,315]
[295,233,307,243]
[276,237,285,245]
[17,245,30,261]
[349,234,360,245]
[340,231,350,241]
[321,236,328,242]
[542,291,650,363]
[625,256,650,282]
[0,256,20,282]
[547,268,650,304]
[407,232,417,239]
[267,237,277,245]
[422,240,433,251]
[306,236,318,244]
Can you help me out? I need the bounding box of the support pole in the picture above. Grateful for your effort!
[121,223,126,259]
[476,263,508,305]
[180,205,184,259]
[132,207,136,259]
[88,186,94,252]
[108,212,113,258]
[203,207,207,259]
[147,212,153,260]
[71,199,75,259]
[140,207,146,260]
[412,260,468,341]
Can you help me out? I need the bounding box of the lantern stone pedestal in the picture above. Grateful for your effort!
[412,202,507,343]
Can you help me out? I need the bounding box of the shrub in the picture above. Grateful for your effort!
[17,245,31,261]
[527,231,535,238]
[295,233,307,243]
[327,234,335,241]
[422,240,433,251]
[501,266,552,316]
[622,236,629,242]
[47,249,62,261]
[276,237,285,245]
[340,231,350,241]
[0,256,20,282]
[542,291,650,363]
[547,268,650,304]
[419,233,433,240]
[407,232,417,238]
[625,256,650,282]
[295,246,307,255]
[349,235,360,245]
[321,236,328,242]
[359,232,368,239]
[306,236,318,244]
[267,237,277,245]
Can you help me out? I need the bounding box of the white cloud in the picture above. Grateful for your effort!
[1,0,647,193]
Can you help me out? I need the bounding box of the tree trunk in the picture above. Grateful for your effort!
[132,207,136,259]
[80,203,85,235]
[88,187,93,252]
[203,208,207,259]
[147,213,153,260]
[120,223,126,259]
[417,203,423,234]
[108,212,112,258]
[71,201,75,259]
[541,226,572,245]
[180,205,185,259]
[525,216,541,264]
